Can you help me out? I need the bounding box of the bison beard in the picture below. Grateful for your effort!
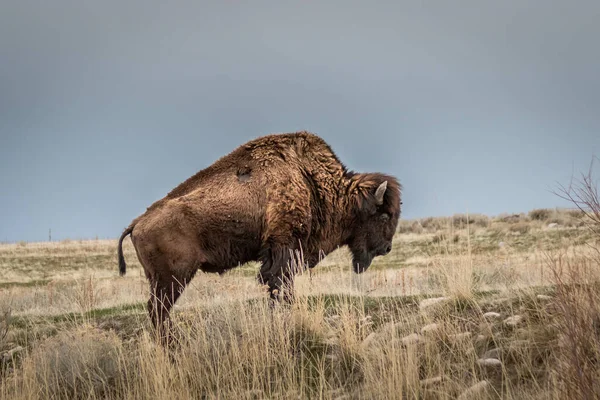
[352,251,373,274]
[117,131,402,344]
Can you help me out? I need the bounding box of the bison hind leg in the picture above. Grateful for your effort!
[148,269,197,346]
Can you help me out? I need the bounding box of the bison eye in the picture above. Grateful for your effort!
[380,213,390,221]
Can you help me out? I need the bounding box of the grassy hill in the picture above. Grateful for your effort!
[0,207,599,399]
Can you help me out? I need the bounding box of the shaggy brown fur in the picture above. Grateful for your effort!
[117,131,401,339]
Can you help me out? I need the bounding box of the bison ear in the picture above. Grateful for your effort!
[374,181,387,206]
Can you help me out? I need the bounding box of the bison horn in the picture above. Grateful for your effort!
[375,181,387,205]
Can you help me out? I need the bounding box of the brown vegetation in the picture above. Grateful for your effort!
[396,207,586,236]
[0,199,598,399]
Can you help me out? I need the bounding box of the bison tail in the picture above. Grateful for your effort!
[117,225,134,276]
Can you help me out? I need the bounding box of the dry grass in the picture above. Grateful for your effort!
[0,206,599,399]
[397,208,586,236]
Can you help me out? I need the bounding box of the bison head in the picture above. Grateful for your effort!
[347,174,401,273]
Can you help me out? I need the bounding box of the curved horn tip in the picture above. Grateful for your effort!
[375,180,388,205]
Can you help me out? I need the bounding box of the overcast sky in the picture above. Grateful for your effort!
[1,1,599,242]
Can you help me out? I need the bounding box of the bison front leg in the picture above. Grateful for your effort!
[258,245,300,303]
[259,178,311,303]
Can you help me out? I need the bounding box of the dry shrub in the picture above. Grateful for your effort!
[452,214,470,228]
[0,304,10,353]
[435,256,476,300]
[0,303,12,377]
[19,325,124,399]
[452,213,489,228]
[396,220,424,234]
[529,209,552,221]
[400,213,488,235]
[494,213,527,224]
[158,296,365,399]
[473,214,491,227]
[396,220,413,234]
[410,221,424,234]
[431,233,445,244]
[546,216,565,227]
[547,258,600,400]
[555,156,600,237]
[565,209,586,219]
[509,222,530,234]
[429,232,462,247]
[526,208,583,227]
[69,276,104,313]
[421,217,452,232]
[547,157,600,398]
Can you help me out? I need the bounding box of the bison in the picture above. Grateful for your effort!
[117,131,401,339]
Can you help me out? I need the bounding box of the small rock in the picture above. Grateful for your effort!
[537,294,553,301]
[325,329,337,339]
[483,311,501,320]
[421,323,440,334]
[420,376,443,387]
[548,223,559,228]
[448,332,472,342]
[498,241,505,248]
[482,348,501,359]
[503,315,524,327]
[477,358,502,367]
[401,333,423,345]
[99,320,123,330]
[457,380,490,400]
[245,389,264,398]
[507,339,531,350]
[381,321,402,333]
[419,296,450,310]
[361,332,378,348]
[475,334,488,345]
[1,346,24,363]
[333,394,350,400]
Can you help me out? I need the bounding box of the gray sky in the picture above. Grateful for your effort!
[1,1,599,242]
